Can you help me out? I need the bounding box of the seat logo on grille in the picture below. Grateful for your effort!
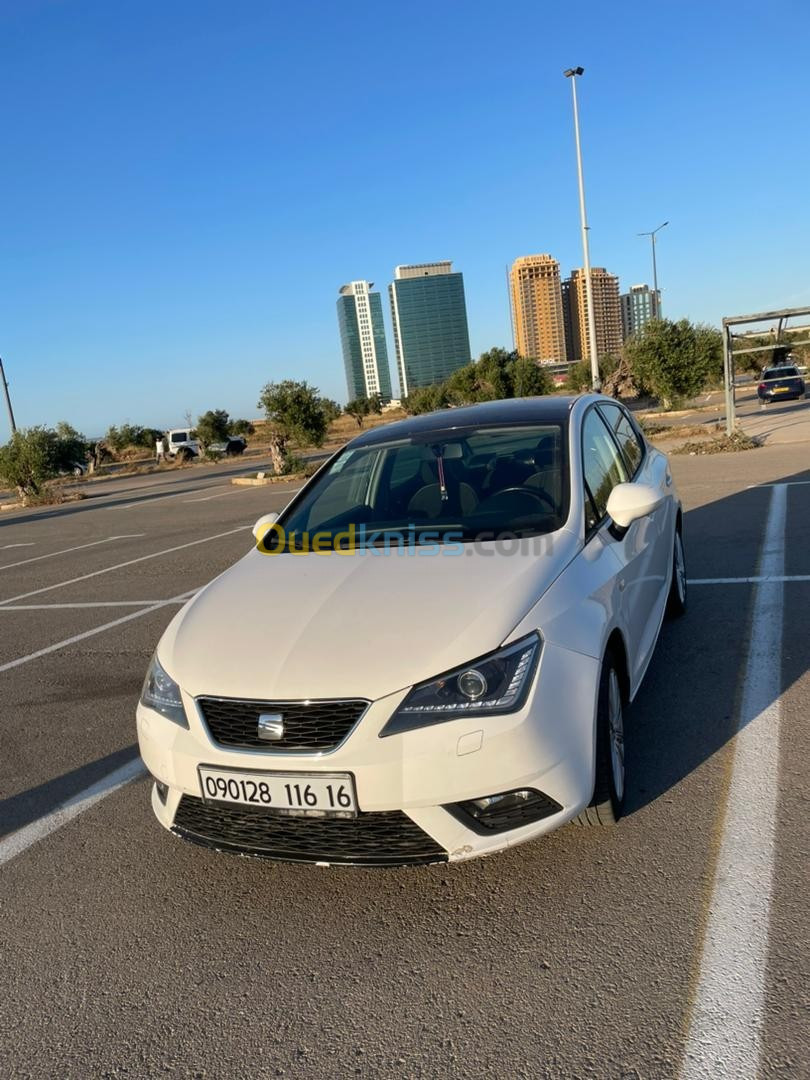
[257,713,285,741]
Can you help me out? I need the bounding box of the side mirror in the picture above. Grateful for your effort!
[252,512,279,541]
[606,483,663,531]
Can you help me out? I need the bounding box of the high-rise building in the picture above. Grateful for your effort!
[509,255,567,363]
[620,284,659,340]
[388,261,472,397]
[336,281,393,402]
[562,267,623,362]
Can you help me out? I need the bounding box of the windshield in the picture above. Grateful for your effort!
[762,367,799,380]
[274,424,568,550]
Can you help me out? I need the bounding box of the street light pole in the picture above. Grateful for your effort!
[638,221,668,318]
[564,66,600,392]
[0,357,16,435]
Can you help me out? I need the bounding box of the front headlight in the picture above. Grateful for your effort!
[140,653,188,728]
[380,633,541,737]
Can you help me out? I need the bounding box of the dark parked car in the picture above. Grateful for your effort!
[757,365,806,404]
[208,435,247,456]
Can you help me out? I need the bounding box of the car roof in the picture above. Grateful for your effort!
[350,396,584,447]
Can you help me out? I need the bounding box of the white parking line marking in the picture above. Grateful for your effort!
[681,483,785,1079]
[748,480,810,488]
[183,489,240,503]
[689,574,810,585]
[0,542,36,550]
[0,534,145,572]
[0,757,146,868]
[0,600,191,610]
[0,589,198,673]
[0,525,249,607]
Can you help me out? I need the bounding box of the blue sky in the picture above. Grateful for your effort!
[1,0,808,434]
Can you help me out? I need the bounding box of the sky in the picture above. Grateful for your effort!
[1,0,809,435]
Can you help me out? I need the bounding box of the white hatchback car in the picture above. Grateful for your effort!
[137,396,685,866]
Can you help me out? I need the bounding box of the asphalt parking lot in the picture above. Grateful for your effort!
[1,445,808,1079]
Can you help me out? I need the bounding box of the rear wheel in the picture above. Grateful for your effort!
[666,528,687,617]
[576,655,624,826]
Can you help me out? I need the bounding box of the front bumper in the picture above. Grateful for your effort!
[137,641,600,865]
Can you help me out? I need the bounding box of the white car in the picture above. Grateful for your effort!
[137,396,685,866]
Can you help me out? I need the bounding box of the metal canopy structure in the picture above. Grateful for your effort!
[722,305,810,435]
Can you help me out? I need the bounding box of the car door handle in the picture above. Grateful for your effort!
[619,579,626,591]
[665,472,673,487]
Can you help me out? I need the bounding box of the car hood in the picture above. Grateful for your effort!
[161,529,580,701]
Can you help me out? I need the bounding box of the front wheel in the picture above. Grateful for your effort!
[576,655,624,826]
[666,528,687,617]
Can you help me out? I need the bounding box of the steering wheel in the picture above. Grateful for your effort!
[496,486,556,512]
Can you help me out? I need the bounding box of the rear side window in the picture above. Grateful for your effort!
[582,408,628,531]
[598,403,644,477]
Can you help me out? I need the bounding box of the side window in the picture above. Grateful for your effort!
[303,450,379,529]
[582,408,628,532]
[598,403,644,477]
[389,444,424,488]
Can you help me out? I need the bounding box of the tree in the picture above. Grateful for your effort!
[625,319,723,409]
[566,353,620,393]
[511,356,553,397]
[320,399,342,425]
[54,421,89,469]
[195,409,231,447]
[104,423,159,452]
[257,379,327,474]
[345,398,370,427]
[403,384,450,415]
[474,347,515,400]
[228,418,255,437]
[0,427,60,498]
[345,395,383,428]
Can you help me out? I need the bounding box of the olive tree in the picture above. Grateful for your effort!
[0,422,88,498]
[195,409,231,447]
[625,319,723,409]
[257,379,327,474]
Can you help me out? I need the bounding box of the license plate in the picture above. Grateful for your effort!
[199,766,358,816]
[774,386,789,393]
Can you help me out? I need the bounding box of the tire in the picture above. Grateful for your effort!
[575,654,625,826]
[178,447,194,464]
[666,528,687,618]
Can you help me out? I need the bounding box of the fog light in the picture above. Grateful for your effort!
[450,788,563,833]
[154,780,169,805]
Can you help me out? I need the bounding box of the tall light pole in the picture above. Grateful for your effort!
[0,357,16,435]
[564,66,600,392]
[638,221,668,317]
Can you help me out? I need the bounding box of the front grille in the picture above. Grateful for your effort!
[172,796,447,867]
[197,697,368,752]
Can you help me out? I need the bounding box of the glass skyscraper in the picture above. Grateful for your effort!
[620,284,660,340]
[336,281,393,402]
[388,262,472,397]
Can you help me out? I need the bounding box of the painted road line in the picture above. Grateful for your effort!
[688,574,810,585]
[681,483,786,1079]
[0,525,249,607]
[107,482,233,509]
[0,757,146,868]
[0,534,145,572]
[183,489,240,503]
[748,479,810,488]
[0,600,193,610]
[0,542,36,550]
[0,589,198,673]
